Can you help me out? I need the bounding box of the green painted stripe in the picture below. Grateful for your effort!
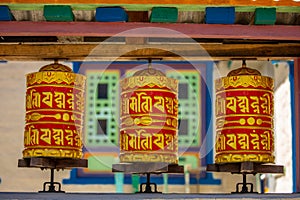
[6,3,300,12]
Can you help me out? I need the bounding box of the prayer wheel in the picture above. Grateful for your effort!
[23,62,86,159]
[215,62,274,163]
[119,68,179,163]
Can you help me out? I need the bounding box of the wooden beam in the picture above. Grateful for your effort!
[6,4,300,12]
[0,43,299,61]
[294,57,300,193]
[112,163,183,173]
[18,158,88,169]
[1,22,300,41]
[206,163,284,174]
[2,0,300,7]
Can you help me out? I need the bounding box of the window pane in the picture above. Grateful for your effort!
[97,83,108,99]
[178,119,188,136]
[178,83,188,99]
[97,119,107,135]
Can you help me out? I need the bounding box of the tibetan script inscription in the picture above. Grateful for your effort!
[215,75,275,163]
[120,74,178,163]
[23,70,85,159]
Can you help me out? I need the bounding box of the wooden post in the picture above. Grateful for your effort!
[294,57,300,193]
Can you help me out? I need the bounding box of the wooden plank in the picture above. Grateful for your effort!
[206,163,284,174]
[127,11,148,22]
[240,162,254,173]
[253,164,284,174]
[17,158,30,167]
[0,22,300,41]
[29,157,56,168]
[206,163,240,173]
[6,4,300,12]
[2,0,300,6]
[18,158,88,169]
[112,163,184,174]
[0,43,299,61]
[112,162,169,173]
[55,159,88,168]
[167,164,184,174]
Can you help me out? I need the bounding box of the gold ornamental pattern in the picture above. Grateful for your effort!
[215,153,275,163]
[27,71,86,88]
[215,75,274,91]
[120,76,178,92]
[120,153,178,163]
[23,148,82,158]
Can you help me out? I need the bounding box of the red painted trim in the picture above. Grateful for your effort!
[0,22,300,41]
[295,57,300,193]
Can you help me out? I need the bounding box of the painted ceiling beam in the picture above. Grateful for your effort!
[0,22,300,41]
[4,4,300,12]
[2,0,300,7]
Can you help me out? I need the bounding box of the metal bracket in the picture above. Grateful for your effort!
[112,162,184,193]
[39,169,65,193]
[137,173,161,193]
[207,162,284,193]
[232,174,257,194]
[18,157,87,192]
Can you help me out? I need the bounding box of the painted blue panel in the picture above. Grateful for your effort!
[95,7,128,22]
[288,61,297,193]
[43,5,74,22]
[201,61,221,185]
[254,8,276,25]
[63,170,220,185]
[205,7,235,24]
[0,6,13,21]
[150,7,178,23]
[72,62,82,73]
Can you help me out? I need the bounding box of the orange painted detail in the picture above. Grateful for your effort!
[2,0,300,6]
[215,75,275,163]
[23,63,86,159]
[119,71,179,163]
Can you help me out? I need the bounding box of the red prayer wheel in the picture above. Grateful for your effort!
[23,62,86,159]
[119,68,179,163]
[215,62,275,163]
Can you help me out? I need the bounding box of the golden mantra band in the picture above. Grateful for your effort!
[119,69,179,164]
[215,153,275,163]
[120,153,178,163]
[24,125,82,147]
[215,74,275,163]
[23,63,86,159]
[120,129,178,152]
[25,87,85,113]
[23,148,82,158]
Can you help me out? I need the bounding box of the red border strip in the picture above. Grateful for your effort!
[0,22,300,41]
